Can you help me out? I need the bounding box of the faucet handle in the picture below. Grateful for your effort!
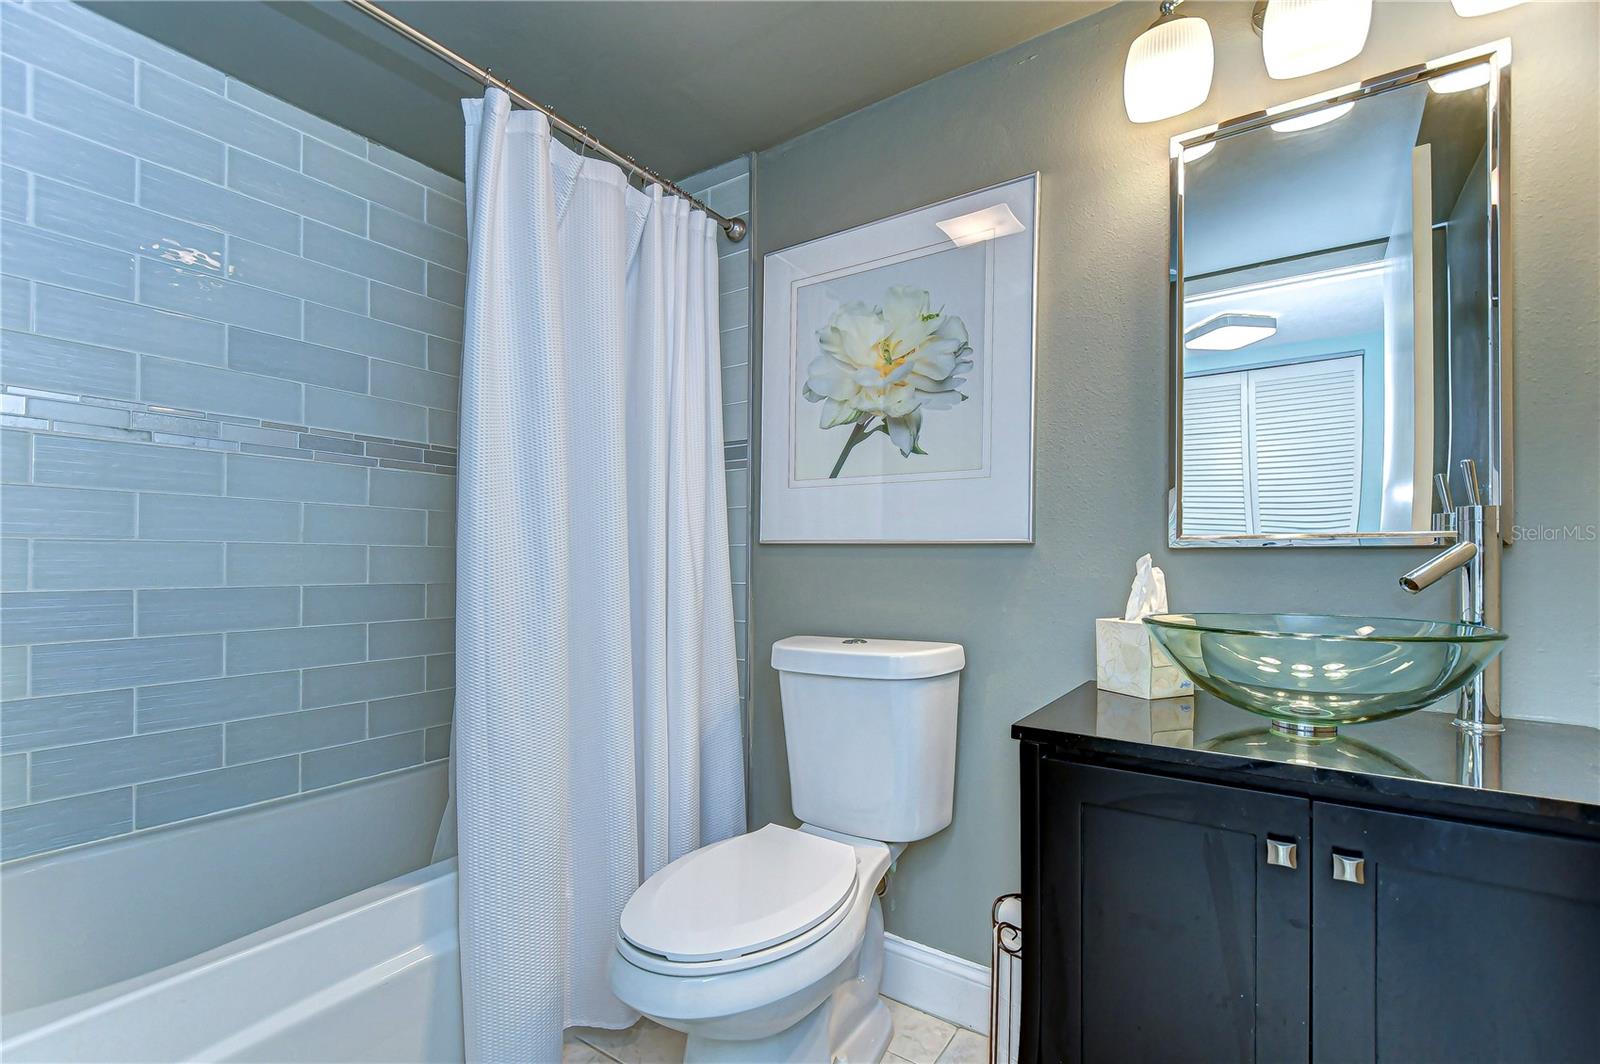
[1433,472,1454,513]
[1460,459,1483,507]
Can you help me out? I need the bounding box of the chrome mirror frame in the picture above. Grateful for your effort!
[1168,41,1513,549]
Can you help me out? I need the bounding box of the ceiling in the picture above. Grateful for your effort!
[89,1,1110,181]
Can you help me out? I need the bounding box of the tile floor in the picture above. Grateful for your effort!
[565,997,984,1064]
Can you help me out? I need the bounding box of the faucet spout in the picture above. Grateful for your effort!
[1399,541,1478,593]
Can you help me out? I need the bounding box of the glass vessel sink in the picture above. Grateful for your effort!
[1143,613,1506,737]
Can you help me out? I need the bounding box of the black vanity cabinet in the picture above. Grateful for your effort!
[1016,685,1600,1064]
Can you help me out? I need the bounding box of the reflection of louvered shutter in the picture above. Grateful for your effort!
[1248,358,1363,533]
[1182,355,1363,535]
[1181,372,1252,534]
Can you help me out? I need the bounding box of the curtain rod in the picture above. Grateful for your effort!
[344,0,748,242]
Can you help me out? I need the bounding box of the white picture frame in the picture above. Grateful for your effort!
[760,174,1039,544]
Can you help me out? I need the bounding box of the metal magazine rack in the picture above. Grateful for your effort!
[990,893,1022,1064]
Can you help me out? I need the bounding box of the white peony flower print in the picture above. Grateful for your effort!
[802,285,973,478]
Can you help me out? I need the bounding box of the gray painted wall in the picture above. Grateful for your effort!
[0,0,463,861]
[750,0,1599,963]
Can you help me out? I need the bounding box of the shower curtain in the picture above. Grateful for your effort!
[453,89,745,1063]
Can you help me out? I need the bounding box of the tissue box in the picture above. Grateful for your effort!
[1095,618,1193,700]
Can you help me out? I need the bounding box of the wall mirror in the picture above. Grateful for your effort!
[1170,43,1511,548]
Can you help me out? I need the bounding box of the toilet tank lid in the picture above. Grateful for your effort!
[771,636,965,680]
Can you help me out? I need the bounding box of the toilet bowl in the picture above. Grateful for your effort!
[609,636,965,1063]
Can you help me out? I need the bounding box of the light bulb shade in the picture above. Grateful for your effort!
[1185,313,1278,351]
[1450,0,1524,15]
[1124,14,1215,124]
[1262,0,1373,80]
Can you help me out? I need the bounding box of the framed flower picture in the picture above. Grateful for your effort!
[760,174,1038,543]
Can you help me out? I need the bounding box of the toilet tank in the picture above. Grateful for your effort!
[771,636,964,843]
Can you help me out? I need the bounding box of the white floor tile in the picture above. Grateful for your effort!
[935,1028,988,1064]
[573,1018,688,1064]
[883,997,958,1064]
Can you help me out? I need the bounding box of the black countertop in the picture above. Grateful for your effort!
[1013,682,1600,838]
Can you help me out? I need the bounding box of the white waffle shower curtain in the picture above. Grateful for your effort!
[453,89,745,1062]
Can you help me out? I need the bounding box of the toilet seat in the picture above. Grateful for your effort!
[618,825,859,974]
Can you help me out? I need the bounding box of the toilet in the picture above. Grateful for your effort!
[609,635,965,1063]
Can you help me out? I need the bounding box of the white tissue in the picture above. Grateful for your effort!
[1122,553,1169,621]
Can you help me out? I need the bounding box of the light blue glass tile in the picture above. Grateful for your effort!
[0,788,131,861]
[1,643,24,698]
[2,752,24,808]
[426,336,461,376]
[302,220,424,292]
[718,249,750,294]
[225,543,365,586]
[137,670,298,732]
[227,328,369,393]
[718,290,749,332]
[368,283,462,343]
[369,546,452,585]
[31,633,222,697]
[33,70,222,182]
[138,259,301,338]
[370,360,457,412]
[31,540,224,590]
[368,206,466,272]
[222,150,362,237]
[226,239,365,314]
[0,689,134,754]
[367,142,463,200]
[224,703,364,765]
[1,539,26,591]
[138,586,299,636]
[303,303,426,368]
[428,409,457,448]
[301,731,422,791]
[722,401,748,444]
[30,726,220,800]
[0,590,133,645]
[304,386,426,443]
[2,163,26,223]
[303,503,425,546]
[302,139,423,220]
[423,190,467,238]
[32,177,224,275]
[424,262,465,308]
[426,653,454,691]
[720,326,750,370]
[226,453,366,505]
[1,329,137,398]
[0,4,136,102]
[369,617,452,660]
[134,755,297,828]
[2,428,28,483]
[423,723,450,762]
[367,687,451,737]
[369,467,454,510]
[0,113,136,200]
[301,583,424,626]
[226,624,365,674]
[138,67,298,168]
[141,353,302,423]
[224,80,365,156]
[2,55,26,114]
[426,510,455,548]
[425,583,453,620]
[24,397,129,431]
[33,434,223,494]
[34,284,226,366]
[721,363,749,406]
[139,164,296,252]
[139,493,299,543]
[30,0,226,93]
[1,223,134,299]
[2,274,29,331]
[301,656,422,709]
[1,484,136,538]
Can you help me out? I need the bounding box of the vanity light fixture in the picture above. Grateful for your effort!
[1450,0,1524,15]
[1259,0,1373,81]
[935,204,1027,247]
[1269,100,1354,133]
[1180,141,1215,163]
[1428,64,1493,94]
[1124,0,1215,124]
[1184,312,1278,351]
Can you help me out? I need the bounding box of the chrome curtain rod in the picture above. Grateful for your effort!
[344,0,748,242]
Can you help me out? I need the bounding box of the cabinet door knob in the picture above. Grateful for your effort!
[1265,838,1298,869]
[1332,852,1366,885]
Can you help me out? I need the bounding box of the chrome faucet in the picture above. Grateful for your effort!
[1398,459,1502,732]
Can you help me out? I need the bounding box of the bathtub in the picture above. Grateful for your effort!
[1,764,463,1063]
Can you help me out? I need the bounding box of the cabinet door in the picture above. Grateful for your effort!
[1312,802,1600,1063]
[1036,758,1311,1064]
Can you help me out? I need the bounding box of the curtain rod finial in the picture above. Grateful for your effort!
[724,218,748,243]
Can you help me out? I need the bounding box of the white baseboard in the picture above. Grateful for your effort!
[881,933,991,1035]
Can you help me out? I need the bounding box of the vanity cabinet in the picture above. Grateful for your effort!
[1016,711,1600,1064]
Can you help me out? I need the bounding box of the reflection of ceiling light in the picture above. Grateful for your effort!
[1124,2,1214,124]
[1262,0,1373,80]
[935,204,1026,247]
[1270,101,1354,133]
[1428,64,1493,94]
[1184,312,1278,351]
[1180,141,1215,163]
[1450,0,1523,15]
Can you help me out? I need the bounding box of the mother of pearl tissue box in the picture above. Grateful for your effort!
[1096,617,1194,699]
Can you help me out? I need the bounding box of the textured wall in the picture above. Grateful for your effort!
[0,0,465,861]
[751,0,1600,963]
